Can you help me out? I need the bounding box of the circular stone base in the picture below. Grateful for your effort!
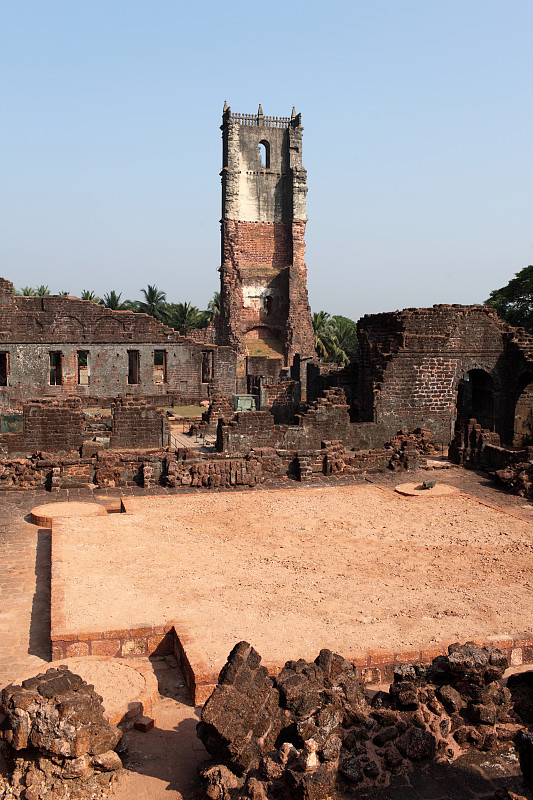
[14,656,158,727]
[30,501,107,528]
[394,482,461,498]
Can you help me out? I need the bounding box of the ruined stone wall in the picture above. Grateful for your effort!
[264,379,300,423]
[219,411,285,454]
[246,355,283,380]
[358,304,533,444]
[0,278,236,406]
[0,399,84,457]
[219,390,393,453]
[0,277,14,332]
[110,396,170,449]
[22,398,84,454]
[0,442,400,491]
[0,396,171,458]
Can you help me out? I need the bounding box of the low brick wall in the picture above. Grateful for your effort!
[0,440,403,491]
[110,395,170,449]
[0,398,83,456]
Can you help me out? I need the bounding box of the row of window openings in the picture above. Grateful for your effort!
[0,351,214,387]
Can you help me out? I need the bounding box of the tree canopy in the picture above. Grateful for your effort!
[167,301,210,334]
[100,290,130,311]
[485,265,533,332]
[312,311,358,366]
[137,285,169,322]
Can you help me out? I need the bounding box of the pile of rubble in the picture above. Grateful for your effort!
[495,462,533,500]
[197,642,533,799]
[0,667,122,799]
[385,428,442,457]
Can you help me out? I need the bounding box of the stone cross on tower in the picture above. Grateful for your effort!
[218,104,315,379]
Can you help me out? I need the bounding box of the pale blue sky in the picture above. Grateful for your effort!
[1,0,531,320]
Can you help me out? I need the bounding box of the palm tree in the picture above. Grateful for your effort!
[328,316,358,366]
[81,290,101,303]
[137,285,168,323]
[35,285,50,296]
[207,291,221,317]
[19,286,36,296]
[312,311,334,359]
[312,312,358,366]
[168,301,210,334]
[58,290,70,296]
[101,290,126,310]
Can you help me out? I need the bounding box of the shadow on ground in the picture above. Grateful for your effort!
[29,528,51,660]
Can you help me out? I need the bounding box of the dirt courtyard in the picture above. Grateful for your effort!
[56,482,533,673]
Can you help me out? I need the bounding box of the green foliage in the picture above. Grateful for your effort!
[485,266,533,332]
[312,311,333,358]
[328,316,358,366]
[58,290,69,296]
[35,285,50,296]
[137,285,168,322]
[81,289,101,303]
[312,311,358,366]
[207,291,221,316]
[167,301,210,333]
[18,286,36,296]
[100,290,131,310]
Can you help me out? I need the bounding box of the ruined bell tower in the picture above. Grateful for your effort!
[218,103,315,373]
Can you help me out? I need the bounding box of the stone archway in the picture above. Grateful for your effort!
[456,369,495,431]
[514,375,533,446]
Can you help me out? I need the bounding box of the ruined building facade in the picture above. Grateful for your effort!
[217,104,315,376]
[357,304,533,447]
[0,277,236,407]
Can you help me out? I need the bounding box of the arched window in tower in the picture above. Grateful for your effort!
[258,140,270,169]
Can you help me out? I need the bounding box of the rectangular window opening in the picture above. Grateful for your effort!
[153,350,167,383]
[49,351,63,386]
[201,351,214,383]
[0,353,8,387]
[128,350,140,385]
[77,350,89,385]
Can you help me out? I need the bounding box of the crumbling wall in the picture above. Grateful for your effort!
[218,411,285,454]
[358,304,533,445]
[307,361,358,409]
[0,277,236,405]
[197,390,235,435]
[110,396,170,449]
[0,439,410,491]
[0,397,83,456]
[219,389,392,453]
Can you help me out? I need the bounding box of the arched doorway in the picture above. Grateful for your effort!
[456,369,495,431]
[514,375,533,446]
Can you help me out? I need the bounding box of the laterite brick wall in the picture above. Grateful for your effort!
[358,304,533,444]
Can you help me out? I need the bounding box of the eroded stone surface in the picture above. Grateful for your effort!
[196,642,531,799]
[0,666,122,798]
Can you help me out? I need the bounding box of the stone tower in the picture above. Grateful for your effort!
[218,103,315,375]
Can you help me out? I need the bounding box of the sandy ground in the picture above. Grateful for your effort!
[58,483,533,671]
